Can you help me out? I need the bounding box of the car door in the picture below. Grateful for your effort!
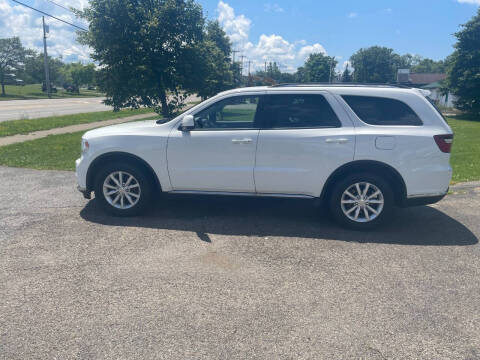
[167,94,263,193]
[254,91,355,197]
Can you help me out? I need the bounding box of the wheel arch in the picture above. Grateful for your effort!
[86,151,162,193]
[320,160,407,206]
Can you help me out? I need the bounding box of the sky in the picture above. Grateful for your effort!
[0,0,479,72]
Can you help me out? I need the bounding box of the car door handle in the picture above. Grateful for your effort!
[232,138,253,144]
[325,138,349,144]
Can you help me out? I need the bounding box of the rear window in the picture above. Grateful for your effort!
[261,94,341,129]
[342,95,422,126]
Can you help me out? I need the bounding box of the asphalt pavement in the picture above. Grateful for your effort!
[1,166,479,359]
[0,97,111,122]
[0,95,200,122]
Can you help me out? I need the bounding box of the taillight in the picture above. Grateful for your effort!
[434,134,454,153]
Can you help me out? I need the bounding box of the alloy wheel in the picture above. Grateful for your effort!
[340,182,384,223]
[102,171,141,210]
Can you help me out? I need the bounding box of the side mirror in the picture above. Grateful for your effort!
[180,115,195,131]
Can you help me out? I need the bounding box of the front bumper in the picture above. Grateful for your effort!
[76,156,91,198]
[77,185,92,199]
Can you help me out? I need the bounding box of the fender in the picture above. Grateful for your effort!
[86,151,162,193]
[319,160,407,206]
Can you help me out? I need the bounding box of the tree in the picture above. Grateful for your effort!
[297,53,337,83]
[70,63,96,90]
[341,64,353,82]
[193,20,233,99]
[205,20,231,57]
[446,8,480,114]
[78,0,205,116]
[231,61,243,87]
[0,37,27,96]
[350,46,399,83]
[410,58,446,73]
[193,41,233,99]
[22,51,66,85]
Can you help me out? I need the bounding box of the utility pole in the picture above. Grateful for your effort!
[42,16,51,98]
[247,60,252,76]
[265,61,267,72]
[231,49,239,64]
[239,55,246,76]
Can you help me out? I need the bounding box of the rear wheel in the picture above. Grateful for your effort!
[94,162,153,216]
[329,173,394,230]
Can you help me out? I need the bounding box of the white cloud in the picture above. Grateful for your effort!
[457,0,480,4]
[347,12,358,19]
[0,0,91,62]
[217,1,330,73]
[298,44,327,61]
[264,3,284,13]
[217,0,251,45]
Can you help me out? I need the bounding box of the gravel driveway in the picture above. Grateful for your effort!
[1,166,479,359]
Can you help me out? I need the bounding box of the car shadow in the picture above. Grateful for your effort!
[80,194,478,246]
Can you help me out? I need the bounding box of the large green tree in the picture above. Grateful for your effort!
[61,63,97,92]
[22,52,66,85]
[194,20,233,99]
[446,8,480,114]
[410,58,446,73]
[78,0,205,116]
[204,20,231,57]
[297,53,337,83]
[0,37,27,96]
[350,46,400,83]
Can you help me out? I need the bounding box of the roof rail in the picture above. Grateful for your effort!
[269,82,413,89]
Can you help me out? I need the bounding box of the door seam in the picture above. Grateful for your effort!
[252,129,260,194]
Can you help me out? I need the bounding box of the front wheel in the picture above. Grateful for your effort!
[329,173,394,230]
[94,162,153,216]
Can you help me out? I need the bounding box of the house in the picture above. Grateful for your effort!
[397,69,457,108]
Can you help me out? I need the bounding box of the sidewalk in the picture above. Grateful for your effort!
[0,113,157,147]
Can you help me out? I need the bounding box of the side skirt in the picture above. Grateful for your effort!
[167,190,315,199]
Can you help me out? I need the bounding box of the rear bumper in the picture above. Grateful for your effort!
[401,190,448,207]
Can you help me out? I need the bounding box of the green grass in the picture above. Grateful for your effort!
[0,84,103,100]
[0,108,156,137]
[0,116,479,184]
[0,131,83,170]
[447,117,480,183]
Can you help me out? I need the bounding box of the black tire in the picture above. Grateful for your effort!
[93,161,154,217]
[329,173,394,230]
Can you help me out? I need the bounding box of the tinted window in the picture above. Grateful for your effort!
[193,96,260,130]
[342,95,422,126]
[261,94,341,129]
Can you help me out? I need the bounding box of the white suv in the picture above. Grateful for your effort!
[76,84,453,229]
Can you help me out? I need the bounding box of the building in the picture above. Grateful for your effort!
[397,69,457,108]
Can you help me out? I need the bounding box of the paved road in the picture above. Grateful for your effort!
[0,97,111,122]
[1,166,479,359]
[0,95,200,122]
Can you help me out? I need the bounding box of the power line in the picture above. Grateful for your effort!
[43,0,76,13]
[10,0,88,31]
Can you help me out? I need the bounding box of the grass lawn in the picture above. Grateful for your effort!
[0,116,478,184]
[0,131,84,171]
[447,117,480,183]
[0,108,156,137]
[0,84,103,100]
